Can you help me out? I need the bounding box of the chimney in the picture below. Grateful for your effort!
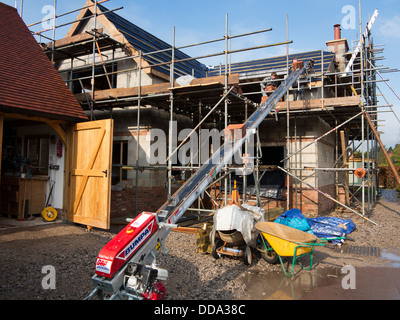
[334,24,341,40]
[326,24,349,72]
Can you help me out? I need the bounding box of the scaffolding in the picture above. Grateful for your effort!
[28,1,400,224]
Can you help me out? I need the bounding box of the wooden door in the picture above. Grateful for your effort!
[67,119,113,229]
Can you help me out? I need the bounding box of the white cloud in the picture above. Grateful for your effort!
[120,2,153,31]
[378,16,400,39]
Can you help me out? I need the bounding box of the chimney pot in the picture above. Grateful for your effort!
[334,24,341,40]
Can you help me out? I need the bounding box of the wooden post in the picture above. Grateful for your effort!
[0,114,3,186]
[340,130,350,205]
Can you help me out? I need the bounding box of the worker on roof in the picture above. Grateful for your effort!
[291,58,315,101]
[290,58,305,101]
[260,72,281,104]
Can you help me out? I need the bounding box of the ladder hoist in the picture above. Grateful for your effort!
[85,60,313,300]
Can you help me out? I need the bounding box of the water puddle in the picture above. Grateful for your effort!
[241,263,400,300]
[381,249,400,268]
[240,247,400,300]
[240,266,342,300]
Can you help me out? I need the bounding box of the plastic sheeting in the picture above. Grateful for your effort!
[274,209,356,244]
[307,217,356,243]
[274,209,314,234]
[176,75,195,86]
[210,204,265,247]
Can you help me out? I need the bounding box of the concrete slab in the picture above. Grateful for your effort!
[0,216,62,231]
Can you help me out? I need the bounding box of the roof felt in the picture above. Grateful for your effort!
[0,3,88,122]
[97,3,207,79]
[206,50,335,77]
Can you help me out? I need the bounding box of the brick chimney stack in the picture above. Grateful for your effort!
[326,24,349,72]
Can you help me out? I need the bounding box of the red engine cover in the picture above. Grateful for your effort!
[142,282,166,300]
[95,212,158,278]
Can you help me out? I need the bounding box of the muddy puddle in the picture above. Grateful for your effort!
[240,250,400,300]
[381,248,400,268]
[240,266,344,300]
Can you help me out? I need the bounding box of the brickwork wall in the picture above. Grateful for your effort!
[111,185,178,218]
[318,184,337,213]
[294,184,336,216]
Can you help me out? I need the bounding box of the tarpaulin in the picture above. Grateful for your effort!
[274,209,356,243]
[306,217,356,242]
[274,209,314,234]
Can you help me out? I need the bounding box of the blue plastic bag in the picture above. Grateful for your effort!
[274,209,314,234]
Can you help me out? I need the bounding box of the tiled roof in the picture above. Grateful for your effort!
[97,3,207,79]
[0,3,88,122]
[207,50,335,77]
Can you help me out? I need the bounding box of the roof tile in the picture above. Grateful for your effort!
[0,3,88,122]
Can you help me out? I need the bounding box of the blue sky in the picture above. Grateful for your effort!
[2,0,400,148]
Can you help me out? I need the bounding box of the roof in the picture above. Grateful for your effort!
[65,2,334,84]
[206,50,335,78]
[96,2,207,79]
[0,3,88,122]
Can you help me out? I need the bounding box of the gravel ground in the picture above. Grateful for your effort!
[0,195,399,300]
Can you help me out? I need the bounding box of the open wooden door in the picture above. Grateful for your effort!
[67,119,113,229]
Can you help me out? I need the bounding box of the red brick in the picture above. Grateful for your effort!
[111,186,179,218]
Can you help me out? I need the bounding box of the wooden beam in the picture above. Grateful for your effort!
[340,130,350,205]
[75,82,170,102]
[46,122,67,146]
[276,96,361,111]
[65,0,101,38]
[44,29,104,49]
[0,112,68,145]
[0,114,3,185]
[0,112,67,124]
[172,227,199,235]
[74,74,240,102]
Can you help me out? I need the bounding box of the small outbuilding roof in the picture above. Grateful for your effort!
[0,3,88,122]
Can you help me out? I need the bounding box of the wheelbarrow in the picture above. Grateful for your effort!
[255,222,345,277]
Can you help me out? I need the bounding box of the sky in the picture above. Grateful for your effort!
[2,0,400,148]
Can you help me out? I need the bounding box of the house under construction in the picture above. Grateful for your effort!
[2,0,398,229]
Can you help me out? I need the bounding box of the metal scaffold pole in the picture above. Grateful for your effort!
[286,13,290,211]
[278,166,378,226]
[135,51,142,216]
[26,0,398,223]
[224,13,229,206]
[168,26,176,204]
[51,0,57,64]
